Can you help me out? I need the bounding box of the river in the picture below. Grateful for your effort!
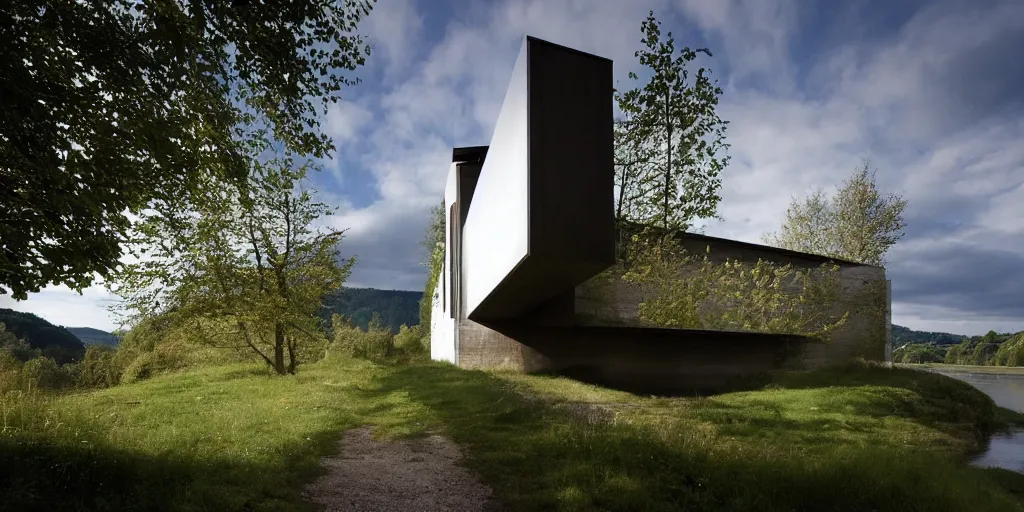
[922,365,1024,472]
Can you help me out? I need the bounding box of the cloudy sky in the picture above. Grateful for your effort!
[2,0,1022,336]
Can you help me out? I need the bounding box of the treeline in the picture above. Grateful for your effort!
[891,324,966,346]
[0,306,432,396]
[320,288,422,334]
[893,330,1024,366]
[0,309,85,364]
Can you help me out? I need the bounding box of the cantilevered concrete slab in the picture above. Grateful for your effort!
[461,36,615,321]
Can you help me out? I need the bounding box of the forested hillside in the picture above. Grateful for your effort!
[321,288,423,334]
[0,309,85,364]
[67,327,120,347]
[891,325,966,346]
[893,325,1024,366]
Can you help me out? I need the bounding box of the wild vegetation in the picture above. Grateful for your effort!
[1,0,376,300]
[613,11,729,231]
[320,288,421,334]
[3,353,1024,511]
[0,309,85,364]
[762,161,908,267]
[888,324,1024,367]
[3,3,1019,511]
[619,230,849,339]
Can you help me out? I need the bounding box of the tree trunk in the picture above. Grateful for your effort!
[273,322,286,375]
[286,336,297,375]
[664,90,672,232]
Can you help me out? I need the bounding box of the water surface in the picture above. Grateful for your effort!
[925,366,1024,472]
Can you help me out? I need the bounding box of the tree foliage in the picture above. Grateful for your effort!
[0,322,40,362]
[111,145,354,375]
[614,11,729,231]
[419,201,445,331]
[1,0,375,299]
[621,230,848,340]
[763,161,908,266]
[894,328,1024,367]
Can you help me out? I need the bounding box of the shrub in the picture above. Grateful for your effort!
[331,313,394,360]
[0,322,41,362]
[20,357,71,391]
[120,351,157,385]
[79,345,120,388]
[393,324,427,360]
[0,351,22,394]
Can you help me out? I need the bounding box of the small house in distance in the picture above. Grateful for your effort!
[429,36,892,394]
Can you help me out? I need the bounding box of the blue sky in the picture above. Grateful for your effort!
[2,0,1022,336]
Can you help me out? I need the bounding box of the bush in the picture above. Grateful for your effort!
[0,351,22,394]
[121,351,157,385]
[331,314,394,360]
[21,357,73,391]
[393,324,427,360]
[79,345,120,388]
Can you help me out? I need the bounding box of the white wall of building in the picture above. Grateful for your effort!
[462,38,531,317]
[430,163,459,364]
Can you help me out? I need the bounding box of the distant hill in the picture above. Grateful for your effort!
[67,327,121,347]
[0,308,86,364]
[891,324,967,347]
[321,288,423,334]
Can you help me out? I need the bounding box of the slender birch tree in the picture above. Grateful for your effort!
[763,161,908,266]
[615,11,730,232]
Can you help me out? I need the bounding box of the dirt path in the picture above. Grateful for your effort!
[303,427,505,512]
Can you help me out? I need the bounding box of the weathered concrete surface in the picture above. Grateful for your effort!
[454,235,890,394]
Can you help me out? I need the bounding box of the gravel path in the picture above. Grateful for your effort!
[303,427,505,512]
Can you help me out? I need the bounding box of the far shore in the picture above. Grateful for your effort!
[897,363,1024,375]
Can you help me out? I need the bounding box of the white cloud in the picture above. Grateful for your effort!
[363,0,425,80]
[10,0,1023,336]
[326,101,373,145]
[0,285,121,332]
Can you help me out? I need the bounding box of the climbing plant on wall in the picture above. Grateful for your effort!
[620,231,849,340]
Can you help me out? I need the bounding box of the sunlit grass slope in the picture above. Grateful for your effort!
[2,356,1024,511]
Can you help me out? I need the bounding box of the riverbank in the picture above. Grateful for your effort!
[899,363,1024,376]
[2,357,1024,511]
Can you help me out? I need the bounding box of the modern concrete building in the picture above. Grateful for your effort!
[430,36,891,394]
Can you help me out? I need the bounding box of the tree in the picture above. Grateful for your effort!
[111,143,355,375]
[1,0,375,300]
[763,161,908,266]
[613,93,659,225]
[614,11,730,232]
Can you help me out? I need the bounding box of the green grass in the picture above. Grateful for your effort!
[3,356,1024,511]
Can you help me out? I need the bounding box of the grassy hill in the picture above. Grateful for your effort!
[2,356,1024,511]
[67,327,120,347]
[0,308,85,364]
[321,287,423,334]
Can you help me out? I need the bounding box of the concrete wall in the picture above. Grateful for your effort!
[429,163,459,365]
[574,236,891,370]
[454,320,806,394]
